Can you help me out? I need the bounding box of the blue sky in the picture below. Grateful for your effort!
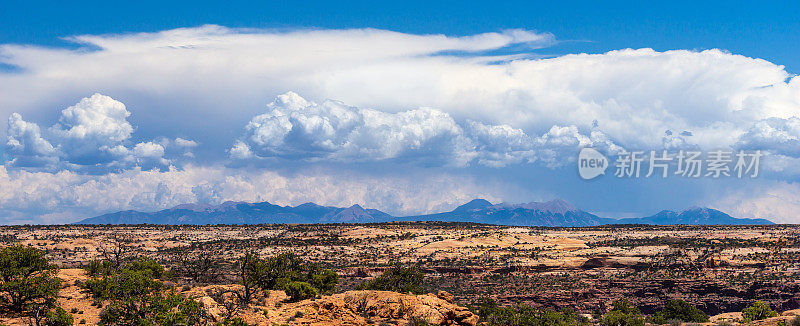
[3,0,798,72]
[0,1,799,224]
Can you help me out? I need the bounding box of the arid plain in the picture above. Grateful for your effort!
[2,223,800,325]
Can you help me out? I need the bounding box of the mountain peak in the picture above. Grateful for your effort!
[545,199,577,211]
[326,204,375,222]
[296,202,322,208]
[170,203,214,212]
[518,199,578,214]
[453,199,493,212]
[631,206,772,225]
[682,206,706,212]
[220,200,247,207]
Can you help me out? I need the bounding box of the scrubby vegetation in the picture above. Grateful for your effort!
[469,297,588,326]
[44,307,74,326]
[0,245,67,325]
[2,223,799,325]
[648,299,708,324]
[82,252,340,324]
[238,252,338,301]
[84,257,208,325]
[599,299,644,326]
[357,262,425,294]
[741,300,778,322]
[283,281,317,302]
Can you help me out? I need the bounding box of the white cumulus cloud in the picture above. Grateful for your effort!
[1,27,798,159]
[233,92,618,167]
[53,93,133,143]
[737,117,800,157]
[4,94,196,171]
[1,26,800,223]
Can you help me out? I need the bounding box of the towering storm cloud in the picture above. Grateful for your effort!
[1,26,799,223]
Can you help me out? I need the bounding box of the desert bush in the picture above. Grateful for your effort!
[99,234,132,269]
[84,260,208,325]
[0,245,61,315]
[259,253,336,291]
[249,253,304,290]
[177,296,210,325]
[789,315,800,326]
[284,281,317,302]
[600,299,644,326]
[646,313,667,325]
[238,252,259,303]
[357,262,425,294]
[85,268,164,301]
[468,297,501,321]
[649,299,708,324]
[83,259,116,277]
[468,297,588,326]
[238,252,338,302]
[208,288,246,321]
[43,306,73,326]
[174,243,221,283]
[98,286,207,325]
[126,257,165,279]
[215,317,251,326]
[741,301,778,323]
[309,268,338,295]
[601,310,645,326]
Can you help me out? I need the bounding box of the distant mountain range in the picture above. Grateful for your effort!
[399,199,611,227]
[77,199,774,226]
[79,201,393,225]
[614,207,773,225]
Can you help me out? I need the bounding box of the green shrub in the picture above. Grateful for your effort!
[177,297,211,325]
[215,317,251,326]
[83,259,116,277]
[357,262,425,294]
[468,298,588,326]
[600,299,644,326]
[610,299,641,315]
[649,299,708,324]
[283,281,317,302]
[741,301,778,323]
[601,310,644,326]
[84,265,208,325]
[241,252,338,296]
[646,313,667,325]
[85,268,164,301]
[126,257,165,279]
[98,288,207,325]
[44,306,74,326]
[468,297,501,321]
[0,245,61,314]
[309,268,338,295]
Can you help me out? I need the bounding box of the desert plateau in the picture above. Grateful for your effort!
[1,223,799,325]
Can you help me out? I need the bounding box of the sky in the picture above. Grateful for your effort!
[0,1,799,224]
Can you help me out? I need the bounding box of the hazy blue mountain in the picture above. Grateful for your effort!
[615,206,773,225]
[401,199,617,227]
[77,199,773,226]
[78,201,394,225]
